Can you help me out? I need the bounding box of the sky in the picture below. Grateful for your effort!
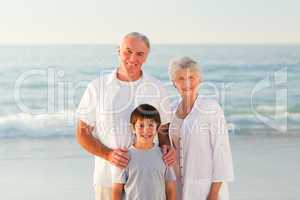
[1,0,300,44]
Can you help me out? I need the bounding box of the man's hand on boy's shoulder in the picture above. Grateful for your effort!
[161,145,176,166]
[108,148,130,169]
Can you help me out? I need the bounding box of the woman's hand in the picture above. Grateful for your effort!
[162,145,177,166]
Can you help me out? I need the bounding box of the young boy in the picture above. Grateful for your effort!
[112,104,176,200]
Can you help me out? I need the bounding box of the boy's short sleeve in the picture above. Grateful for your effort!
[112,167,128,184]
[165,166,176,181]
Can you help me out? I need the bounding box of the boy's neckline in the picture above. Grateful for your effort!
[132,143,156,151]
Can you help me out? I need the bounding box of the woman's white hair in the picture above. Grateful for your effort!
[168,56,202,81]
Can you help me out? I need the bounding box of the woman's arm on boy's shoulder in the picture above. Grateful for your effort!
[112,183,124,200]
[165,180,176,200]
[158,123,171,146]
[158,123,177,167]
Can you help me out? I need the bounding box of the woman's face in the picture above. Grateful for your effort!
[173,68,201,97]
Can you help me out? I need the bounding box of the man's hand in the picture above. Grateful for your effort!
[107,148,129,169]
[161,145,176,166]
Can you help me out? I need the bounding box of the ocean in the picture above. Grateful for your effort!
[0,44,299,138]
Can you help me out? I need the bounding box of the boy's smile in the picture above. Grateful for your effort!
[132,118,158,149]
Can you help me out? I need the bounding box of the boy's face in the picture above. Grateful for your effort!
[132,118,158,145]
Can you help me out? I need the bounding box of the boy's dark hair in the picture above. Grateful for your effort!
[130,104,161,128]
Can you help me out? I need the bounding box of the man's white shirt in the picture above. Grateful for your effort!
[76,69,172,187]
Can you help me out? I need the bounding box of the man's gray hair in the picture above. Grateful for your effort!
[168,56,202,81]
[124,32,150,49]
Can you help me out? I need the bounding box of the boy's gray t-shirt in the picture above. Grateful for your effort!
[113,145,176,200]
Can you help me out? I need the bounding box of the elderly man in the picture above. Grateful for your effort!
[76,32,176,200]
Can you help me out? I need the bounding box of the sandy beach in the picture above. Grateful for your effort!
[230,135,300,200]
[1,135,299,200]
[0,138,94,200]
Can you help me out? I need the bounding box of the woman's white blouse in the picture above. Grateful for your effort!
[169,97,234,200]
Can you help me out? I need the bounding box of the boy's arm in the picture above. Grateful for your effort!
[165,180,176,200]
[112,183,124,200]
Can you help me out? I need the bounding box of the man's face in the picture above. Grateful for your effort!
[118,37,149,76]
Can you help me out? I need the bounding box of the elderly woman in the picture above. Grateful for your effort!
[168,57,234,200]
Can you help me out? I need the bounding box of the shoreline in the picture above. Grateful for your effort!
[1,135,300,200]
